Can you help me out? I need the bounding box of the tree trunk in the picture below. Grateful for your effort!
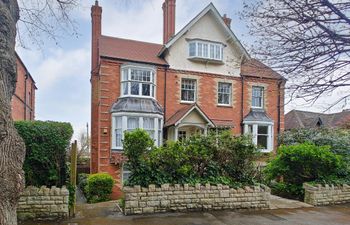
[0,1,25,225]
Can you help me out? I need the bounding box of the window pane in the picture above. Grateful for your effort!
[218,83,231,104]
[116,117,122,129]
[122,164,131,184]
[198,43,203,57]
[252,87,263,107]
[203,44,208,58]
[131,82,139,95]
[181,79,196,101]
[127,117,139,130]
[258,126,268,134]
[143,117,154,129]
[122,69,128,81]
[116,129,122,147]
[215,45,221,59]
[142,83,150,96]
[122,82,129,95]
[210,44,215,59]
[257,135,268,149]
[189,42,196,57]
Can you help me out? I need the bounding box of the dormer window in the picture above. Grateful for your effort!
[188,40,224,61]
[121,65,156,98]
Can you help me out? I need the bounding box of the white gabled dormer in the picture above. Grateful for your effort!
[159,3,250,77]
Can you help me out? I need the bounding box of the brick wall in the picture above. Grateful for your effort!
[123,183,271,215]
[11,55,36,121]
[17,186,69,221]
[303,183,350,206]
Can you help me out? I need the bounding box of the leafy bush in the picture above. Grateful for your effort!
[85,173,115,203]
[269,182,304,200]
[123,129,260,187]
[264,143,347,199]
[15,121,73,187]
[279,128,350,160]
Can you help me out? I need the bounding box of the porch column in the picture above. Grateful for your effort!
[204,125,208,136]
[174,126,178,141]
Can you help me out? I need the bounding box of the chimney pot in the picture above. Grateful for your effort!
[223,14,232,28]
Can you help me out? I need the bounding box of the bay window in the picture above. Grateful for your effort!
[111,114,163,150]
[121,66,156,98]
[244,123,273,152]
[188,40,224,61]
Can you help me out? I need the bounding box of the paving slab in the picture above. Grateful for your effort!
[269,195,313,209]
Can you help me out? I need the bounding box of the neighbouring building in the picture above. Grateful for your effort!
[285,109,350,130]
[11,53,37,121]
[90,0,286,197]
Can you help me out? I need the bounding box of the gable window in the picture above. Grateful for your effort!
[218,82,232,105]
[121,66,156,98]
[181,78,196,102]
[244,123,273,152]
[188,40,223,61]
[252,86,264,108]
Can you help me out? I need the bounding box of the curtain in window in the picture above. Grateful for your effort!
[115,117,122,147]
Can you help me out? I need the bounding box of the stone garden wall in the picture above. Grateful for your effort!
[123,183,271,215]
[304,183,350,206]
[17,186,69,220]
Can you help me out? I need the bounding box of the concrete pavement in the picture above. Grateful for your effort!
[19,203,350,225]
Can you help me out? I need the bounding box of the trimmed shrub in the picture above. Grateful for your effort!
[85,173,115,203]
[123,129,259,187]
[15,120,73,187]
[264,142,347,199]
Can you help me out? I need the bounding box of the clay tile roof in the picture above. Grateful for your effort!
[285,109,350,130]
[241,59,285,80]
[99,35,168,66]
[165,104,195,127]
[211,119,235,128]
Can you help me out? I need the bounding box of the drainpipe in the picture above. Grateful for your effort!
[24,73,28,120]
[277,79,282,135]
[240,76,244,135]
[163,67,168,118]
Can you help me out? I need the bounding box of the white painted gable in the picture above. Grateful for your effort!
[163,4,249,76]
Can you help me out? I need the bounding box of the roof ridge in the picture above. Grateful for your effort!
[101,35,163,46]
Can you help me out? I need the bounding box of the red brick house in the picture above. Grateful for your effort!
[11,53,36,121]
[90,0,285,197]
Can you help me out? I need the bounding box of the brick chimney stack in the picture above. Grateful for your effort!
[91,0,102,74]
[222,14,232,28]
[90,0,102,174]
[163,0,176,44]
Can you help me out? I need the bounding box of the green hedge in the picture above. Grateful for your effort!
[264,143,348,199]
[123,129,260,187]
[85,173,115,203]
[15,121,73,187]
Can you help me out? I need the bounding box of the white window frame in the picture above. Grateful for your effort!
[188,40,224,61]
[181,78,197,103]
[252,86,264,109]
[244,122,273,153]
[120,65,156,99]
[111,112,163,151]
[217,82,232,106]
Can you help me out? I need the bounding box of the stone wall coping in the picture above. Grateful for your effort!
[21,185,69,196]
[303,182,350,191]
[123,183,270,193]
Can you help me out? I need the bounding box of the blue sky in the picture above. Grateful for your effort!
[15,0,346,138]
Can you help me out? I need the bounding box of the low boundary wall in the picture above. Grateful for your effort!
[123,183,271,215]
[303,183,350,206]
[17,186,69,220]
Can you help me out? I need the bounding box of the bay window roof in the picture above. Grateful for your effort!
[111,97,163,115]
[243,108,273,123]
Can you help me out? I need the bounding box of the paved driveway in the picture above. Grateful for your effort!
[20,203,350,225]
